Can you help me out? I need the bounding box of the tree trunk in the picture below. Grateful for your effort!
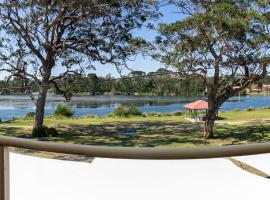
[204,117,215,139]
[204,98,218,139]
[34,80,49,131]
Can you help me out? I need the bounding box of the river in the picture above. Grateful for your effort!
[0,95,269,121]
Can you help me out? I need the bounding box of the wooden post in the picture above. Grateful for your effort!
[0,146,9,200]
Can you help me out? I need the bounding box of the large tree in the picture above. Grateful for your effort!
[0,0,158,136]
[156,1,270,139]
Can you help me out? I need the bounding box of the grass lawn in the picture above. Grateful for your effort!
[1,108,270,148]
[219,107,270,121]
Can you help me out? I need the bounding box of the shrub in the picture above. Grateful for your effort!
[262,106,270,110]
[113,104,142,117]
[164,111,185,116]
[32,126,59,138]
[25,112,35,118]
[80,115,96,119]
[173,111,183,116]
[232,108,240,112]
[55,104,74,117]
[163,112,173,116]
[246,107,255,112]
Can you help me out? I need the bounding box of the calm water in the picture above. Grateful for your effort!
[0,95,269,121]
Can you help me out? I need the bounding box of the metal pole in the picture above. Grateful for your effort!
[0,146,9,200]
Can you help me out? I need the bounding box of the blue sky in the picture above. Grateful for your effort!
[88,4,184,77]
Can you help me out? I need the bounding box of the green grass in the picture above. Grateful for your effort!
[0,108,270,148]
[2,115,186,127]
[219,107,270,121]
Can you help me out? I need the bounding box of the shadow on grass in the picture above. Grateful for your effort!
[217,117,227,120]
[0,127,31,138]
[2,120,270,147]
[215,122,270,144]
[38,121,208,147]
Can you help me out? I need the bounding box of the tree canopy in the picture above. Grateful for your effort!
[0,0,159,133]
[156,0,270,138]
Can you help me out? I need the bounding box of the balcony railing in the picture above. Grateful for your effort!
[1,135,270,200]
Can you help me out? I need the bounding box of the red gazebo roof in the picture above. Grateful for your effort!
[184,100,208,110]
[263,84,270,89]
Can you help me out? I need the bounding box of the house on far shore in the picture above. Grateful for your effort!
[262,84,270,95]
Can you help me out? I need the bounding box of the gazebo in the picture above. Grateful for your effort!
[184,100,208,122]
[263,84,270,96]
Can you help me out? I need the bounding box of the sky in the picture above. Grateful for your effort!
[85,4,184,78]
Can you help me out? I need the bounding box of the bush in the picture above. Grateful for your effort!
[162,111,185,116]
[25,112,35,119]
[172,111,184,116]
[232,108,240,112]
[262,106,270,110]
[163,112,173,116]
[55,104,74,117]
[80,115,96,119]
[32,126,59,138]
[113,104,142,117]
[246,107,255,112]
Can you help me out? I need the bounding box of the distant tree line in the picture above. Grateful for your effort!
[2,68,270,97]
[0,68,206,97]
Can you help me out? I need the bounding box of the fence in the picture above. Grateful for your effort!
[1,135,270,200]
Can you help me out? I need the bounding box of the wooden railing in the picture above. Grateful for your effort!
[1,135,270,200]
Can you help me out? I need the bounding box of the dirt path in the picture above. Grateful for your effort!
[0,125,32,128]
[11,148,93,163]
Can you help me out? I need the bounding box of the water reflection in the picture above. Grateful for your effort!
[0,95,269,121]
